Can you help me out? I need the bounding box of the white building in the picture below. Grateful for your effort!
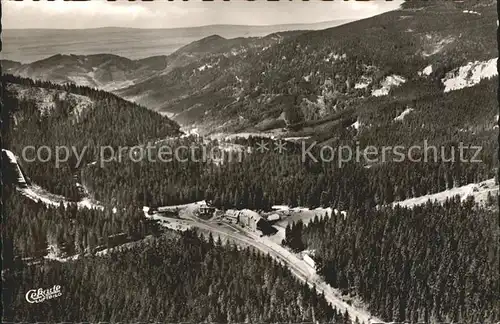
[303,254,316,270]
[267,213,280,222]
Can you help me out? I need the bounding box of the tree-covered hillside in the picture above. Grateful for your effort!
[116,0,496,132]
[3,229,353,324]
[287,197,500,323]
[2,74,180,199]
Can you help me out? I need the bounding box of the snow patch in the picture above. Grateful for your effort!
[463,10,481,15]
[19,184,103,210]
[3,149,18,164]
[351,120,360,130]
[372,75,406,97]
[354,76,372,89]
[180,127,200,138]
[442,58,497,92]
[394,107,414,121]
[422,35,455,57]
[324,53,347,62]
[418,65,433,76]
[198,64,213,72]
[303,72,313,82]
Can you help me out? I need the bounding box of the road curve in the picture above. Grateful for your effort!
[164,216,384,324]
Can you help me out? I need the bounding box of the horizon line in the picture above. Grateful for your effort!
[2,19,354,31]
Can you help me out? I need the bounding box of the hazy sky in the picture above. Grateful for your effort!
[3,0,403,29]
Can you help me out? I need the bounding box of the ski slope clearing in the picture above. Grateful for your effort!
[18,185,104,210]
[442,58,497,92]
[267,206,341,245]
[4,149,103,210]
[392,178,497,208]
[371,75,406,97]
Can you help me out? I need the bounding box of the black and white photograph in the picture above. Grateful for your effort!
[1,0,499,323]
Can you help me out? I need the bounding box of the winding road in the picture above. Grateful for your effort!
[148,210,383,324]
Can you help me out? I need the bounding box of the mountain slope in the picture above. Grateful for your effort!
[114,0,496,133]
[2,54,168,91]
[3,1,496,136]
[2,30,305,96]
[2,74,180,199]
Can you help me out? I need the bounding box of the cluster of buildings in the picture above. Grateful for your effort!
[223,209,261,231]
[222,209,277,234]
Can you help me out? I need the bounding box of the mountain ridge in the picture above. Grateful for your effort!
[1,19,354,63]
[3,0,496,136]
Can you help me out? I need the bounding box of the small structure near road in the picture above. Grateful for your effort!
[148,206,180,217]
[303,254,316,270]
[267,213,280,222]
[198,205,216,219]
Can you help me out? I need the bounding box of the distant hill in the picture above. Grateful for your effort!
[2,30,305,93]
[1,20,353,63]
[3,54,168,92]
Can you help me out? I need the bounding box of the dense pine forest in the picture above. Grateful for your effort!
[3,230,354,324]
[3,73,497,211]
[81,134,496,210]
[2,186,160,267]
[285,197,500,323]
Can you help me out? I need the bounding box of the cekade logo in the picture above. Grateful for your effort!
[25,285,62,303]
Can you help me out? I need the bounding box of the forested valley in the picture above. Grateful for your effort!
[3,74,496,212]
[2,16,498,321]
